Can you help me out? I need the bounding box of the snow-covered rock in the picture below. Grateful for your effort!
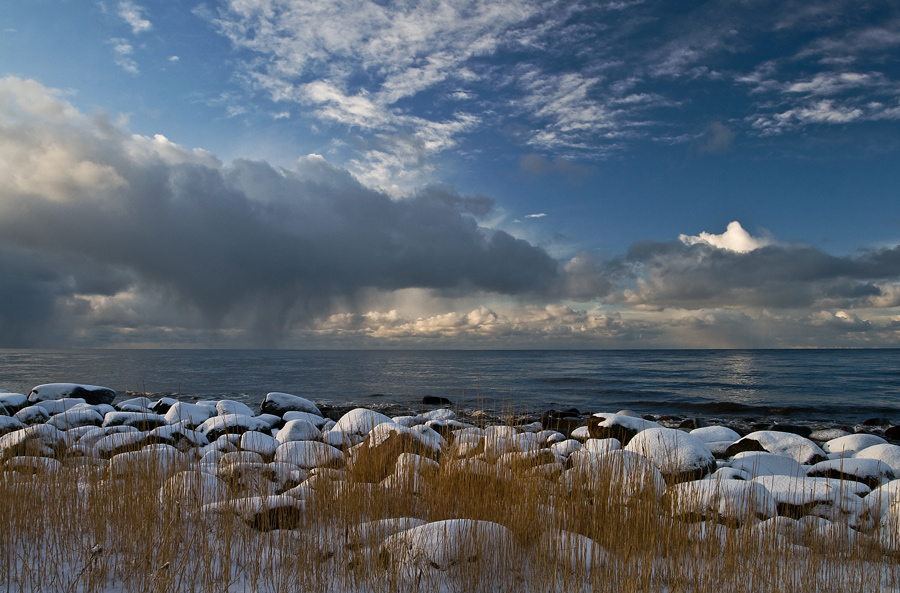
[260,392,322,417]
[240,431,279,458]
[274,441,344,469]
[282,410,328,427]
[159,470,229,507]
[588,412,661,444]
[198,414,271,440]
[117,396,153,412]
[0,416,24,436]
[690,425,742,444]
[806,457,894,488]
[331,408,394,438]
[216,400,255,417]
[667,479,776,525]
[562,450,667,502]
[14,405,50,426]
[583,438,622,454]
[275,419,322,443]
[47,408,104,430]
[381,519,517,571]
[29,383,116,406]
[624,427,716,482]
[751,475,869,516]
[541,529,607,574]
[728,451,805,479]
[164,402,215,426]
[856,444,900,475]
[35,398,87,415]
[102,411,167,430]
[108,444,188,477]
[203,494,306,530]
[93,430,149,458]
[550,439,583,457]
[0,393,27,413]
[726,431,826,465]
[0,424,65,460]
[823,433,888,454]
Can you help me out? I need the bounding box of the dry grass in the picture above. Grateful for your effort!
[2,420,900,593]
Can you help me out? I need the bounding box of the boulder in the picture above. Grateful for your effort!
[588,413,660,445]
[159,470,229,507]
[29,383,116,406]
[541,529,607,575]
[422,396,452,405]
[667,479,776,526]
[108,444,188,478]
[102,411,167,431]
[822,433,888,455]
[94,430,150,459]
[0,424,66,460]
[282,410,329,427]
[198,414,271,441]
[624,427,716,483]
[276,419,322,443]
[274,441,344,469]
[806,458,894,489]
[0,416,25,436]
[331,408,394,438]
[215,400,256,417]
[204,494,306,531]
[47,409,104,430]
[0,393,28,414]
[728,452,804,479]
[561,450,667,502]
[14,405,50,426]
[856,444,900,475]
[380,519,516,572]
[240,431,279,458]
[260,392,321,417]
[164,402,215,427]
[751,475,869,518]
[725,431,826,465]
[690,425,742,444]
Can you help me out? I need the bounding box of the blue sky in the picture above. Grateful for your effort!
[1,0,899,348]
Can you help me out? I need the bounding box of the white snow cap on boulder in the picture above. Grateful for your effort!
[822,433,887,454]
[690,425,742,444]
[624,427,716,481]
[667,479,777,524]
[381,519,516,571]
[29,383,116,406]
[165,402,215,426]
[261,392,322,417]
[729,430,827,465]
[332,408,395,437]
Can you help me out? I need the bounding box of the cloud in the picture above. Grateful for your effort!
[118,1,151,34]
[0,77,564,346]
[698,121,737,154]
[525,213,547,219]
[109,38,138,74]
[679,221,771,253]
[614,223,900,311]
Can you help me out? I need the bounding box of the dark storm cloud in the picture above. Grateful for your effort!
[613,240,900,310]
[0,78,560,343]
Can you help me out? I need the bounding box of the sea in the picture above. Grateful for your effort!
[1,349,899,424]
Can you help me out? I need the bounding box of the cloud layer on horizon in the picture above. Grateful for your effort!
[0,76,898,348]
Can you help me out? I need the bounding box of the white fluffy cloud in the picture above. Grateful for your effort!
[678,221,771,253]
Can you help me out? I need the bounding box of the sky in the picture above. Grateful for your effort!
[1,0,899,349]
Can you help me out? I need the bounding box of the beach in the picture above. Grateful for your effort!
[4,382,900,591]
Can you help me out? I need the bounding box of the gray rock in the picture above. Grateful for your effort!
[260,392,322,417]
[29,383,116,406]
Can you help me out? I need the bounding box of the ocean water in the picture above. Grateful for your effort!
[1,349,899,423]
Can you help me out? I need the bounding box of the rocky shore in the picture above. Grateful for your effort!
[3,382,900,591]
